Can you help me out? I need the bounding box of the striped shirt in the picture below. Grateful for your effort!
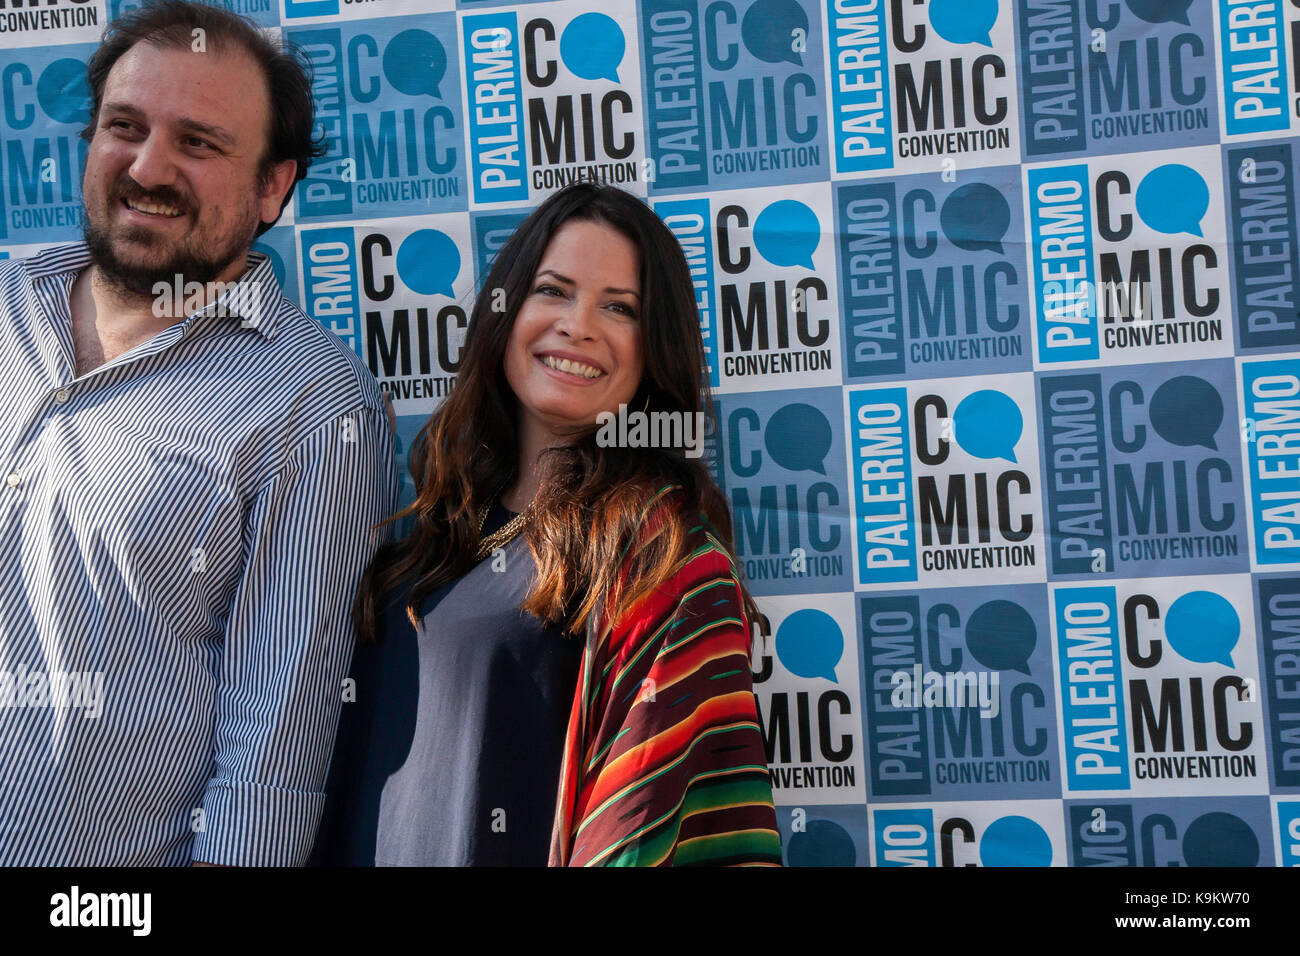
[0,242,398,866]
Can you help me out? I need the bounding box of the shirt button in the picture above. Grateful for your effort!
[53,388,70,404]
[5,472,19,488]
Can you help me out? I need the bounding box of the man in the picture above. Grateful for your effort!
[0,1,397,865]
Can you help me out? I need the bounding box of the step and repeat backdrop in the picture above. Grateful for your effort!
[3,0,1299,866]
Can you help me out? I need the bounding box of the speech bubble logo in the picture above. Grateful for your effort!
[252,242,287,289]
[560,13,625,82]
[752,200,820,269]
[979,815,1052,867]
[1135,164,1210,237]
[928,0,999,46]
[37,59,92,125]
[765,402,832,475]
[1164,591,1240,668]
[382,30,448,99]
[396,230,460,297]
[1182,812,1259,866]
[786,819,856,866]
[953,389,1022,463]
[940,183,1010,254]
[775,609,844,682]
[1125,0,1193,26]
[1148,375,1223,451]
[741,0,808,65]
[965,600,1037,676]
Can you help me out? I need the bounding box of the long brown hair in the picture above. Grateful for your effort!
[353,183,760,641]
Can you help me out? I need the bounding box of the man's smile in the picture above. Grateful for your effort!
[121,196,185,218]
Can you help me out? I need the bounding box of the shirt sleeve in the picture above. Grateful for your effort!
[566,542,783,867]
[191,405,398,866]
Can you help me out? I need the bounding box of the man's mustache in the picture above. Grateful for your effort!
[109,178,192,215]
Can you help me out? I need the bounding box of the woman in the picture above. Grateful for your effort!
[314,183,781,866]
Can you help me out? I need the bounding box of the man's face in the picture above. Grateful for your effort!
[81,41,295,298]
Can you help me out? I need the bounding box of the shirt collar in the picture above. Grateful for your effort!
[23,241,287,340]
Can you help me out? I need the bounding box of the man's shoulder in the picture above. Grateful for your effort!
[9,242,92,276]
[0,247,85,337]
[0,256,29,296]
[0,244,76,288]
[256,296,387,416]
[217,293,392,477]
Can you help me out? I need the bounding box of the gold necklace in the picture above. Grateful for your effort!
[475,500,532,561]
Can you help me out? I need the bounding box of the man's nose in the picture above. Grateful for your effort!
[127,133,180,191]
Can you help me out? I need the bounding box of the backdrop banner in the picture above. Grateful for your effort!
[7,0,1299,868]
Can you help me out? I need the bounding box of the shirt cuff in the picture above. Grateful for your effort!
[192,777,327,866]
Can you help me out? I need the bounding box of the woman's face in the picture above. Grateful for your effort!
[504,218,644,444]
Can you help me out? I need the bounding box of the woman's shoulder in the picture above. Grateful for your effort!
[624,484,740,579]
[606,485,748,639]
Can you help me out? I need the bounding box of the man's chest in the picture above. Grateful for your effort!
[70,312,100,375]
[0,340,266,634]
[68,297,169,377]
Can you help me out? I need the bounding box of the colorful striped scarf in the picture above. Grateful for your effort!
[548,487,783,866]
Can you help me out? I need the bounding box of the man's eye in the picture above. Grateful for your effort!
[186,137,214,150]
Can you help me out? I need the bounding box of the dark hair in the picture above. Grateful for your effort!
[353,182,761,643]
[81,0,327,236]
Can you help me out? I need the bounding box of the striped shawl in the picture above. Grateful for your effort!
[547,487,783,866]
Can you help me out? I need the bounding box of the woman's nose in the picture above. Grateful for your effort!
[553,299,599,340]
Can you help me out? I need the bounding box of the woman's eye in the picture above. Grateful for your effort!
[535,284,563,296]
[610,302,637,317]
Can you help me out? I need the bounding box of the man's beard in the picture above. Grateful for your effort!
[82,177,258,300]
